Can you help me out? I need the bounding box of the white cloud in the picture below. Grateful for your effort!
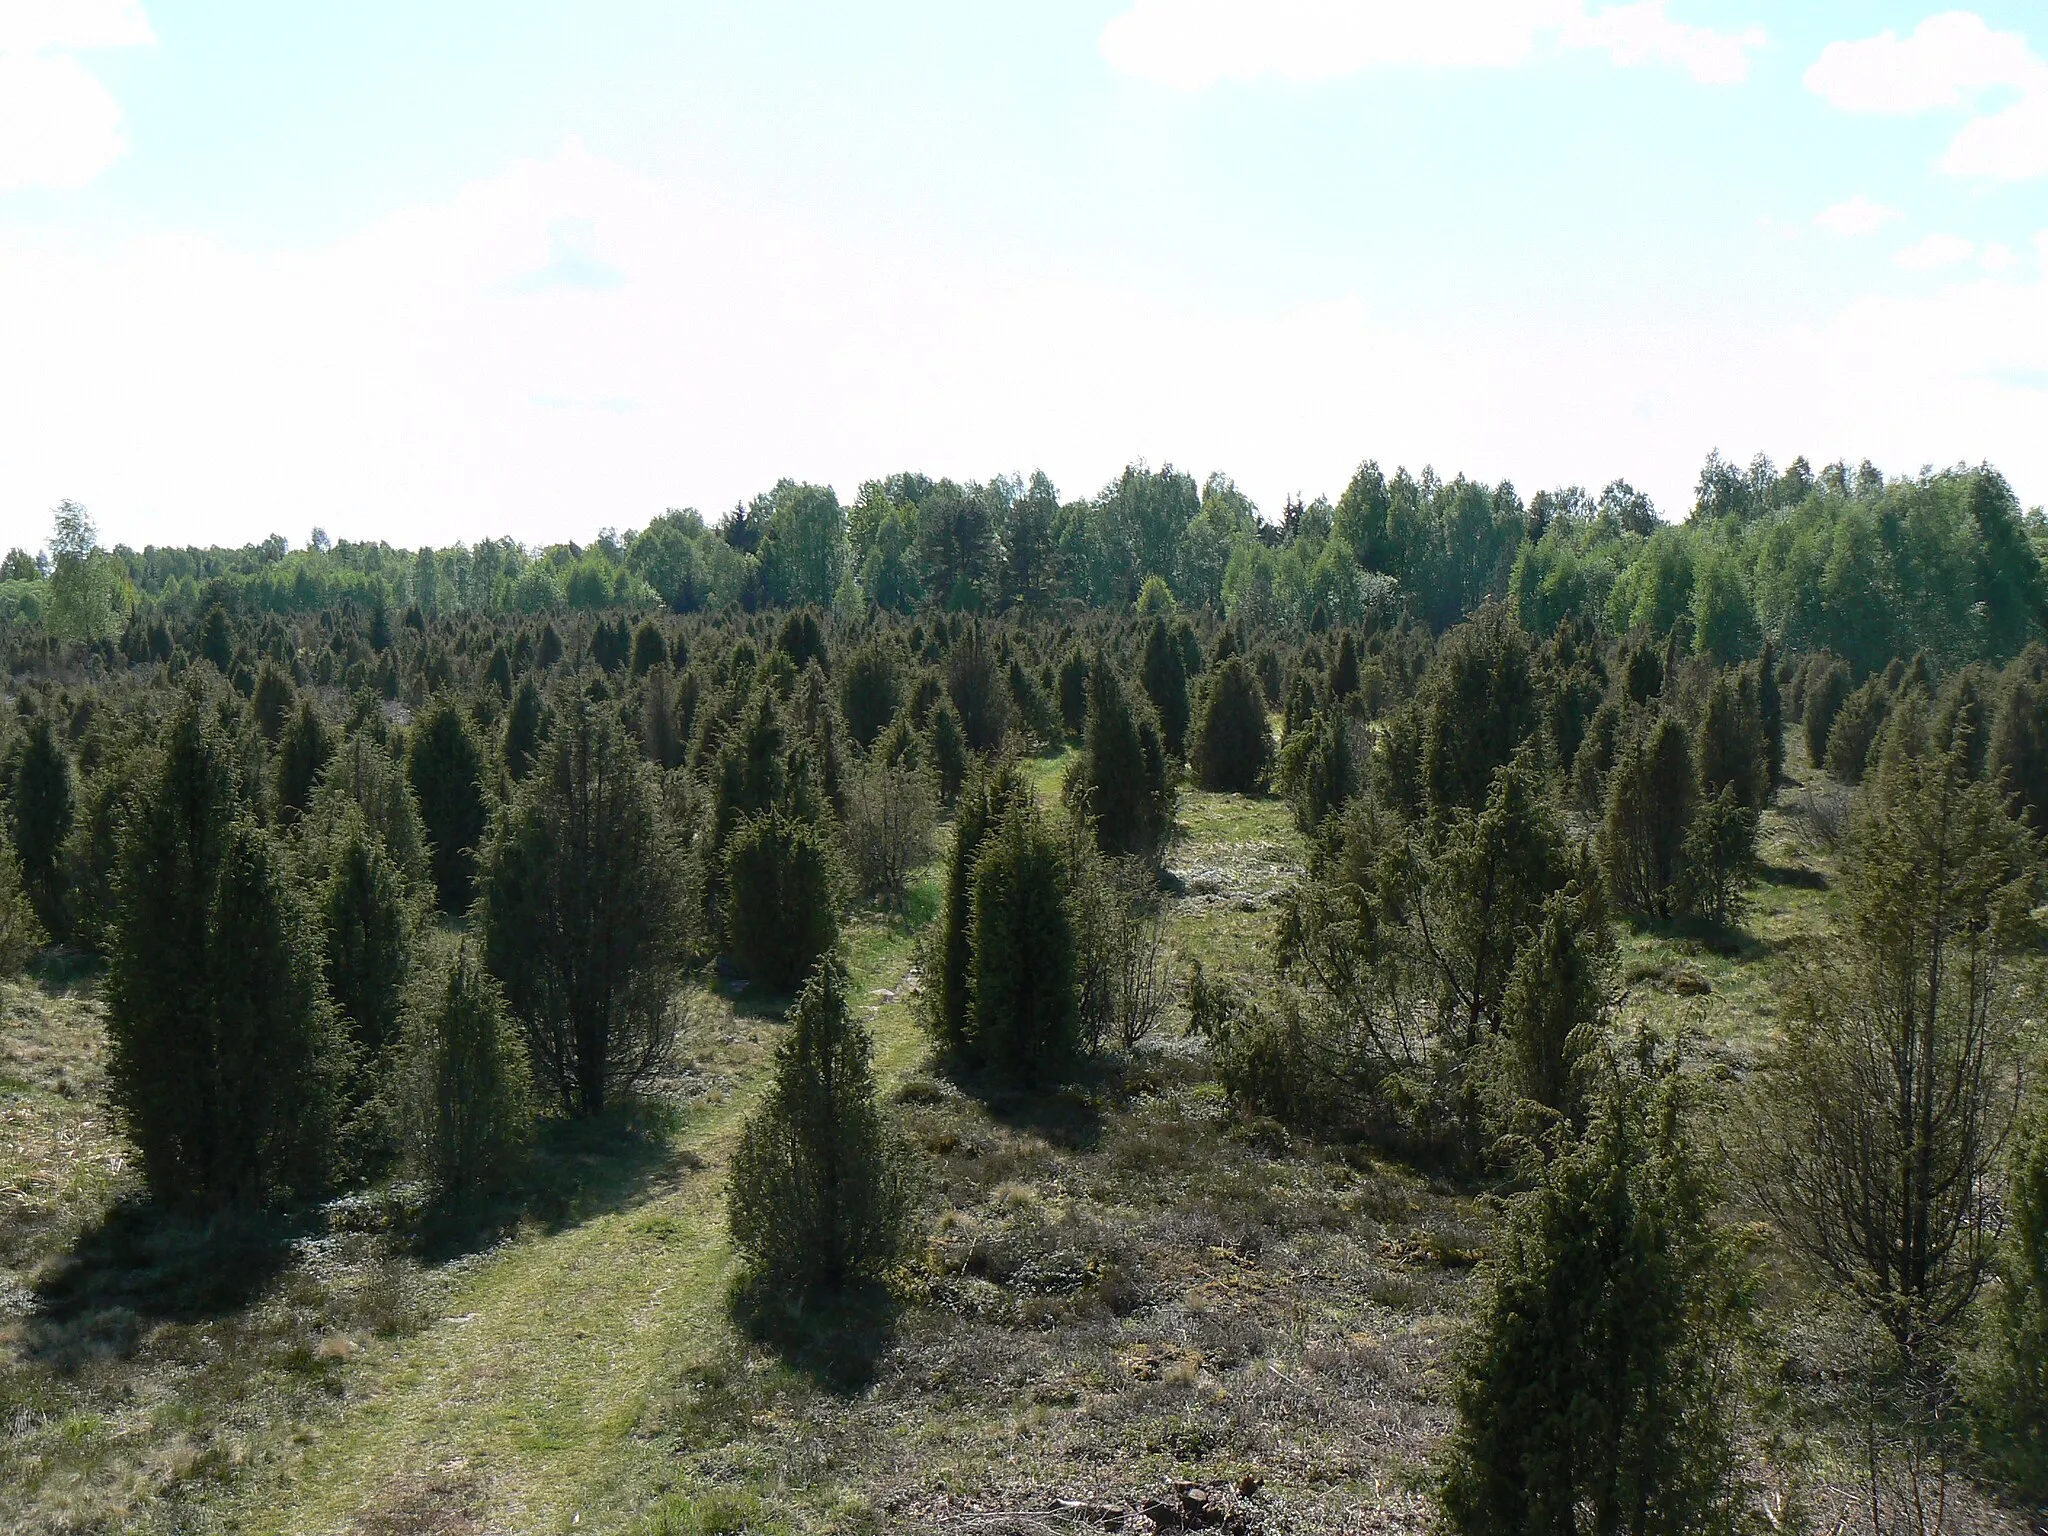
[0,0,152,51]
[1814,195,1902,237]
[1941,88,2048,180]
[1806,11,2044,114]
[1807,12,2048,183]
[1097,0,1763,90]
[2,145,2044,552]
[1896,232,1977,270]
[0,0,152,190]
[1981,241,2018,274]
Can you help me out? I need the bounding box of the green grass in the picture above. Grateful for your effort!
[4,746,2027,1534]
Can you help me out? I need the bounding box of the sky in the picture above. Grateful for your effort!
[1,1,2045,554]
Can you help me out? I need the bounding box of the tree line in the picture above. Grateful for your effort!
[3,477,2048,1525]
[7,450,2043,682]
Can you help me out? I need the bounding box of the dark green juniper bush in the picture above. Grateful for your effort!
[727,955,911,1296]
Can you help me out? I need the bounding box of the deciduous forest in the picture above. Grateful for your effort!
[3,451,2047,1534]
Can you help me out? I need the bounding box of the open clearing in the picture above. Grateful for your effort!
[0,747,2029,1534]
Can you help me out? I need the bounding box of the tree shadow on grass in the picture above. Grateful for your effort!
[409,1093,699,1263]
[27,1199,301,1365]
[933,1053,1106,1154]
[728,1272,898,1395]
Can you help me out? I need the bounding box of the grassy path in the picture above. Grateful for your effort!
[242,922,927,1536]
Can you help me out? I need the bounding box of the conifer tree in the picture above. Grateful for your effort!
[1189,656,1275,794]
[1695,669,1765,811]
[503,675,546,781]
[106,699,336,1205]
[306,732,432,893]
[1986,1103,2048,1495]
[1497,879,1611,1134]
[1441,1059,1752,1536]
[969,795,1080,1082]
[930,762,1024,1053]
[1602,714,1697,919]
[1753,637,1784,788]
[408,699,491,912]
[1069,658,1171,859]
[1139,615,1191,757]
[274,699,335,825]
[4,713,73,938]
[641,661,686,770]
[1277,708,1359,834]
[839,640,902,751]
[711,688,789,854]
[0,824,45,974]
[1759,738,2035,1357]
[477,696,686,1115]
[251,661,294,745]
[630,618,667,677]
[1327,630,1361,705]
[321,813,414,1071]
[925,698,969,802]
[1057,648,1090,738]
[723,810,840,992]
[1420,604,1538,814]
[1934,667,1992,780]
[398,949,534,1197]
[1991,675,2048,829]
[1803,657,1851,769]
[1824,677,1888,784]
[945,624,1010,753]
[728,957,911,1293]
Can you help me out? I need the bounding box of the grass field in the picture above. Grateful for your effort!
[0,743,2032,1534]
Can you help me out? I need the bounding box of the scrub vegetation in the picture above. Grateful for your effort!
[2,453,2047,1533]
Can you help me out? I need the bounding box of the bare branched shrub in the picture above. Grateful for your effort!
[1065,818,1168,1052]
[840,753,937,909]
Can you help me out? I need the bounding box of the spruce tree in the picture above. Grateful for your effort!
[1602,714,1697,919]
[4,713,73,938]
[477,696,687,1116]
[398,949,534,1197]
[728,957,911,1293]
[1139,616,1191,758]
[969,796,1080,1082]
[408,699,491,912]
[723,810,840,993]
[1441,1061,1752,1536]
[274,699,335,825]
[106,699,336,1205]
[1189,656,1275,794]
[945,624,1010,754]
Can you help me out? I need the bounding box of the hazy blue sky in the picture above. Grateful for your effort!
[2,1,2045,550]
